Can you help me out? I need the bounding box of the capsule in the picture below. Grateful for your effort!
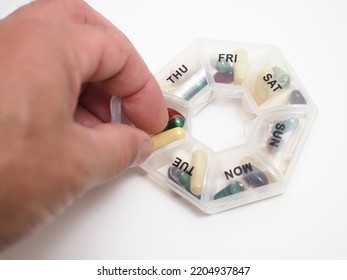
[214,181,245,200]
[164,108,185,131]
[261,148,290,174]
[151,127,186,151]
[252,67,273,105]
[168,166,190,191]
[166,68,208,101]
[163,116,185,131]
[243,165,269,188]
[190,149,208,196]
[210,56,232,74]
[233,48,249,84]
[271,118,299,134]
[289,90,307,104]
[272,66,291,89]
[172,150,192,166]
[266,136,285,154]
[240,156,272,186]
[259,88,291,110]
[168,166,201,199]
[213,71,234,84]
[168,108,184,119]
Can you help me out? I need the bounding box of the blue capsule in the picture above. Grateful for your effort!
[211,56,234,84]
[289,90,307,104]
[243,166,269,187]
[216,60,232,74]
[267,117,299,153]
[272,66,291,89]
[271,118,299,134]
[168,166,200,199]
[211,57,232,74]
[214,181,245,200]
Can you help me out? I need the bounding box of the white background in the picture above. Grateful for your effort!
[0,0,346,260]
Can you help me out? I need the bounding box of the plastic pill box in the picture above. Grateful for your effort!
[111,39,317,214]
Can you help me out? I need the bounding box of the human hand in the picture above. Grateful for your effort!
[0,0,168,250]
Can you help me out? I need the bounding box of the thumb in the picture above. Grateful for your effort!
[77,123,153,186]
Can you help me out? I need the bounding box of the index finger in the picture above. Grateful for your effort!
[12,0,168,133]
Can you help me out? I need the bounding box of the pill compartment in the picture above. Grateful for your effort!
[142,137,216,210]
[111,39,317,214]
[242,49,314,114]
[199,40,271,98]
[206,146,283,213]
[250,109,317,180]
[155,42,214,115]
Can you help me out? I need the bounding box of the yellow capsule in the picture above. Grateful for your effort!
[252,67,273,105]
[234,48,249,85]
[259,87,291,110]
[151,127,186,151]
[259,147,290,175]
[190,149,208,196]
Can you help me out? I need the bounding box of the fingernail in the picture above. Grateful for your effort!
[131,138,153,167]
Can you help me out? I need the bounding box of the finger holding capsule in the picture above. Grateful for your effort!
[151,127,186,151]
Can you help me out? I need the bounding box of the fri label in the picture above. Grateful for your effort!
[218,53,238,62]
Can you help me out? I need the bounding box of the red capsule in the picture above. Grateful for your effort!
[168,108,184,119]
[213,72,234,84]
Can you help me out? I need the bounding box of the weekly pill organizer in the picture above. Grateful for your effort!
[111,39,317,214]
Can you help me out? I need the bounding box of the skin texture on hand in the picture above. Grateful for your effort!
[0,0,168,250]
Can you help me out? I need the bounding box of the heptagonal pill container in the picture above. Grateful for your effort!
[111,39,317,214]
